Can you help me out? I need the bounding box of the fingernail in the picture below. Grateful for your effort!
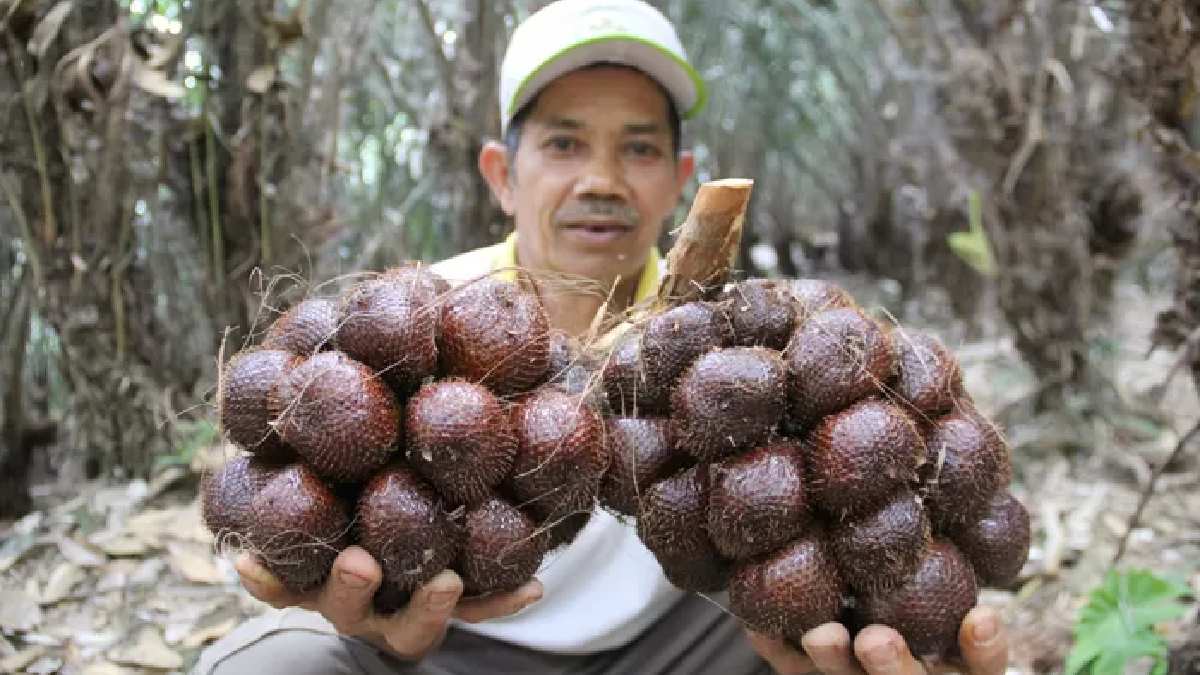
[863,641,898,669]
[520,586,543,607]
[338,570,371,589]
[427,590,458,611]
[973,614,999,645]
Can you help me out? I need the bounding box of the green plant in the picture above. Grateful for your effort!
[1065,569,1193,675]
[158,418,219,470]
[947,191,997,277]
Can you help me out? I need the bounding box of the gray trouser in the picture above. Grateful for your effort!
[196,593,770,675]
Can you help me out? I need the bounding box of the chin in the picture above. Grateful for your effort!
[556,252,643,288]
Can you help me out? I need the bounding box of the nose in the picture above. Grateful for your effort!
[573,151,631,203]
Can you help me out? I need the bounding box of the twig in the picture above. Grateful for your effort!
[412,0,457,111]
[3,29,57,245]
[1002,59,1048,196]
[0,172,43,285]
[1150,324,1200,403]
[1111,419,1200,565]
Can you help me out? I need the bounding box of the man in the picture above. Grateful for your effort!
[197,1,1010,673]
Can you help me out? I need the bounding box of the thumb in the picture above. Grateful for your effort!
[957,606,1008,675]
[319,546,383,633]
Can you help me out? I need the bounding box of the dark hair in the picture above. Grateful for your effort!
[504,64,683,174]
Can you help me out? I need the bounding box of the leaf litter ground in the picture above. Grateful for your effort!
[1,276,1197,674]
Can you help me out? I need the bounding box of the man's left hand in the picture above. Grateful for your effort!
[746,605,1009,675]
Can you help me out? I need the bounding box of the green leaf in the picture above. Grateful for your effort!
[1065,570,1192,675]
[947,191,996,277]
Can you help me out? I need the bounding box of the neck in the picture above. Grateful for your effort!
[535,273,642,337]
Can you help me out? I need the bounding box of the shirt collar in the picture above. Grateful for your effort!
[490,232,661,303]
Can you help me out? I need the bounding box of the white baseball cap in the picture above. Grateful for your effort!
[498,0,706,132]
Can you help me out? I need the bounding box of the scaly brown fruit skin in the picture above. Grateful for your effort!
[438,277,550,396]
[355,465,461,594]
[730,531,844,641]
[830,490,930,593]
[788,279,856,323]
[601,330,658,416]
[670,347,788,462]
[271,351,400,483]
[719,279,798,350]
[541,509,591,550]
[543,330,603,407]
[508,388,609,522]
[336,273,439,396]
[263,298,339,356]
[891,332,964,417]
[949,491,1030,588]
[600,417,684,517]
[457,497,547,595]
[639,302,734,413]
[545,329,577,383]
[219,349,300,462]
[637,465,730,591]
[707,441,809,560]
[405,380,515,506]
[859,540,978,659]
[250,464,351,593]
[201,455,279,545]
[806,398,925,519]
[372,582,412,615]
[923,406,1010,529]
[656,550,732,593]
[786,308,896,429]
[383,264,449,299]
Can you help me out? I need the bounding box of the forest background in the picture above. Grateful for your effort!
[1,1,1199,672]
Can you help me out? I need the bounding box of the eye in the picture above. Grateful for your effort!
[626,141,662,158]
[544,136,580,154]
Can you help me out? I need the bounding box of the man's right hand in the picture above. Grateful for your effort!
[235,546,543,661]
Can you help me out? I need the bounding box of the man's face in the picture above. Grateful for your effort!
[499,66,693,288]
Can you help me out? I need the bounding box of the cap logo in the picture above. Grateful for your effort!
[583,11,624,34]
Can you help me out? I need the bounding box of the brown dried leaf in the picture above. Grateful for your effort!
[181,616,237,649]
[0,531,38,573]
[108,627,182,670]
[167,542,222,584]
[0,646,48,674]
[132,63,184,100]
[27,0,73,57]
[0,589,43,632]
[58,536,107,567]
[81,663,138,675]
[146,466,187,500]
[39,562,84,604]
[24,654,63,673]
[94,534,150,557]
[246,65,276,94]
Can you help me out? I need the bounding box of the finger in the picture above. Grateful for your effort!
[957,606,1008,675]
[376,569,464,660]
[236,553,303,609]
[745,629,817,675]
[801,623,866,675]
[454,579,543,623]
[854,625,926,675]
[317,546,383,633]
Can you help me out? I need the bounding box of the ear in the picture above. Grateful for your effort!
[674,150,696,193]
[479,141,516,216]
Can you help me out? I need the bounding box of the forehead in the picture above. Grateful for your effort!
[527,66,672,131]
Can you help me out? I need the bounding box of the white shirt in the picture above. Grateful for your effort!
[430,241,683,654]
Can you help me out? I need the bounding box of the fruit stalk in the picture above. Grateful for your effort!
[657,178,754,306]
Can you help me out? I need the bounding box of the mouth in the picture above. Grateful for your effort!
[559,220,636,246]
[561,220,634,235]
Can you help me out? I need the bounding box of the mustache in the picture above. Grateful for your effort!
[554,199,640,226]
